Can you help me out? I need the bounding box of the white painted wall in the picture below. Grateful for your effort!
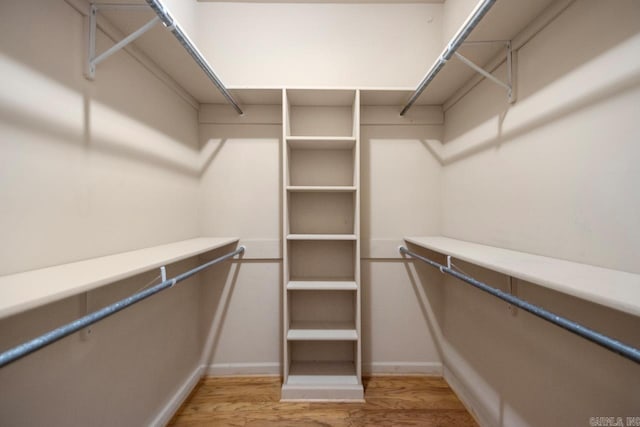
[438,1,640,425]
[442,0,640,273]
[0,0,206,424]
[0,0,201,275]
[193,2,442,88]
[198,112,284,375]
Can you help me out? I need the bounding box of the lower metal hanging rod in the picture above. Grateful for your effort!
[399,246,640,365]
[0,245,245,369]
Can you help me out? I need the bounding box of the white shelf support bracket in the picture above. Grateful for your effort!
[160,265,167,282]
[455,40,516,103]
[86,3,160,80]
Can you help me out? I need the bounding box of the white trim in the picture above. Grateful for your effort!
[206,362,281,376]
[150,364,205,427]
[362,362,442,376]
[205,362,442,377]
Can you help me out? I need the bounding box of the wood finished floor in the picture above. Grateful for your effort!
[169,376,478,426]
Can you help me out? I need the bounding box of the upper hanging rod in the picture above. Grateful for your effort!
[0,245,245,369]
[143,0,244,114]
[400,0,497,116]
[399,246,640,365]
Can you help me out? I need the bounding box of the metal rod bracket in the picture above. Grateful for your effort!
[454,40,515,103]
[86,3,160,80]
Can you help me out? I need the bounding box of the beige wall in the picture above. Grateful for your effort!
[193,2,443,88]
[438,1,640,425]
[0,0,204,425]
[0,0,201,276]
[442,0,640,273]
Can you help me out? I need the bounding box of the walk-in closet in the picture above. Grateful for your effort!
[1,0,639,425]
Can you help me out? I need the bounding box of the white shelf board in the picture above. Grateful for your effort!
[404,236,640,317]
[288,322,357,341]
[410,0,556,105]
[0,237,239,320]
[287,280,357,291]
[286,136,356,150]
[287,234,357,241]
[286,361,359,385]
[286,186,356,193]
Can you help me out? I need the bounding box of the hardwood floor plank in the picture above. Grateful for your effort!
[169,376,477,427]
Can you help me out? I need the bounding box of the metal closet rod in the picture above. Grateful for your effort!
[398,246,640,365]
[0,246,245,369]
[142,0,244,115]
[400,0,497,116]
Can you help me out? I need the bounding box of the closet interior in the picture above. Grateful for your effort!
[0,0,638,425]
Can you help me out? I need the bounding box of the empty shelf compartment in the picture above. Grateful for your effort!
[288,240,355,281]
[288,147,355,187]
[287,89,356,138]
[289,290,355,324]
[288,191,355,235]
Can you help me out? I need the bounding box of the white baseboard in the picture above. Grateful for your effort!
[151,364,205,427]
[206,362,281,376]
[363,362,442,376]
[205,362,441,377]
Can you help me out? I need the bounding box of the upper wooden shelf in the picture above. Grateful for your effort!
[404,236,640,317]
[95,0,558,108]
[407,0,557,106]
[0,237,239,320]
[95,2,281,106]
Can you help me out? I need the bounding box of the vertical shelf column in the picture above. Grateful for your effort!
[281,89,363,401]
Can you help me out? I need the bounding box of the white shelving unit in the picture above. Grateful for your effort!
[282,89,363,401]
[0,237,239,320]
[405,236,640,317]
